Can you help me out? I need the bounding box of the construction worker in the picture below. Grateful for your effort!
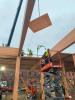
[28,79,38,100]
[41,49,53,72]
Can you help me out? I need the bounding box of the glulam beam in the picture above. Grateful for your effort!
[0,47,19,57]
[12,1,35,100]
[52,29,75,52]
[19,0,35,53]
[29,13,52,32]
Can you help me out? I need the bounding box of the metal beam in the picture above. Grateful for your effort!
[19,0,35,53]
[52,28,75,52]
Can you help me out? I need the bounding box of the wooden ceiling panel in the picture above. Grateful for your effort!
[0,54,74,70]
[0,56,40,69]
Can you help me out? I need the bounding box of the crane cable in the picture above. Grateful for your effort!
[38,0,40,16]
[27,0,41,50]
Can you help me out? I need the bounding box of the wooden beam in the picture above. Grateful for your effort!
[0,58,16,65]
[0,47,19,57]
[13,56,21,100]
[19,0,35,53]
[52,29,75,52]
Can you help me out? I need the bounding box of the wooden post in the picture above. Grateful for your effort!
[72,54,75,86]
[40,72,45,100]
[13,56,21,100]
[72,54,75,67]
[26,70,29,87]
[61,61,69,97]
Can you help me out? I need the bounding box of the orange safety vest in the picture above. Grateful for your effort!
[30,86,37,95]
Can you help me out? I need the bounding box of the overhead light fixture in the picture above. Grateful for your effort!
[29,13,52,33]
[0,66,6,71]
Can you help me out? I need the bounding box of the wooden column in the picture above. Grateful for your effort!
[61,61,69,97]
[72,54,75,86]
[72,54,75,67]
[13,56,21,100]
[40,72,45,100]
[26,70,28,87]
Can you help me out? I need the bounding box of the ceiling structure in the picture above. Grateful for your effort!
[0,0,74,70]
[0,0,75,55]
[0,52,74,71]
[0,56,41,69]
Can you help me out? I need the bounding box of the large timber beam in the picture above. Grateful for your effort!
[0,47,19,57]
[52,28,75,52]
[19,0,35,53]
[13,1,35,100]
